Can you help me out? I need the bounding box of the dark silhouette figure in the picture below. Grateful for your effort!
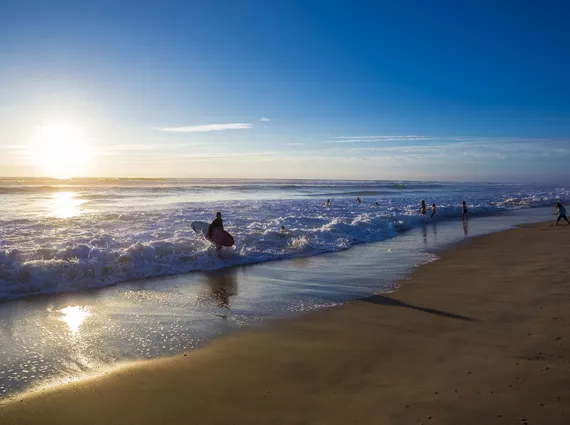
[208,212,224,250]
[554,202,570,226]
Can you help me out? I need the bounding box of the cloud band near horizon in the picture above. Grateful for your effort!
[155,123,252,132]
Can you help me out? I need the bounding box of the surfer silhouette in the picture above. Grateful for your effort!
[208,212,224,250]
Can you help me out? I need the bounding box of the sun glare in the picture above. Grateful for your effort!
[32,122,92,178]
[59,305,91,334]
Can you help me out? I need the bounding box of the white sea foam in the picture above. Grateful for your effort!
[0,178,568,301]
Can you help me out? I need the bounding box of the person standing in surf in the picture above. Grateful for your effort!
[420,200,427,215]
[431,203,437,219]
[208,212,224,250]
[462,201,468,220]
[356,197,361,204]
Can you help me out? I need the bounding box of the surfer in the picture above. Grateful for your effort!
[420,200,427,215]
[554,202,570,226]
[208,212,224,250]
[430,203,437,219]
[356,197,361,204]
[462,201,468,220]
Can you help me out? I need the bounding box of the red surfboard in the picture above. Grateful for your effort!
[211,227,235,247]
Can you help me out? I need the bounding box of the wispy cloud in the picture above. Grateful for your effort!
[95,143,201,156]
[0,144,29,151]
[335,135,433,140]
[325,135,437,143]
[155,123,252,132]
[284,142,305,146]
[324,135,559,144]
[260,117,271,122]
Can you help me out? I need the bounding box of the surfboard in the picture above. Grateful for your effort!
[211,227,235,247]
[191,221,235,247]
[191,221,210,236]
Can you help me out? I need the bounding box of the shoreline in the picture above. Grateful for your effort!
[1,221,569,424]
[0,205,552,305]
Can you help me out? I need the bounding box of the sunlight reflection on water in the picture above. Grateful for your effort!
[59,305,91,334]
[49,192,84,218]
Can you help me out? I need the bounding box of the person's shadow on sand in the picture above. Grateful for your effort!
[362,295,475,321]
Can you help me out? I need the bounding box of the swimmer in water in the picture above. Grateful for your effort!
[324,199,330,207]
[356,197,361,204]
[420,200,427,215]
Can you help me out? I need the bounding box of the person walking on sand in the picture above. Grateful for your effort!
[420,200,427,215]
[553,202,570,226]
[462,201,468,220]
[431,203,437,219]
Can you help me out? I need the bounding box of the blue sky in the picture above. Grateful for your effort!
[1,0,569,180]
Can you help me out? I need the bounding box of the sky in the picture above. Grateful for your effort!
[0,0,569,181]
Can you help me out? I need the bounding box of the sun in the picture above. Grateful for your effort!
[32,121,92,178]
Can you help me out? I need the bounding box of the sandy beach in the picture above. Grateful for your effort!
[1,221,569,425]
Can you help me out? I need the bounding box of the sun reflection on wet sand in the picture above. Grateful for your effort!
[49,192,84,218]
[59,306,91,333]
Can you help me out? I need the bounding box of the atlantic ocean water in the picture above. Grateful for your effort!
[0,178,567,398]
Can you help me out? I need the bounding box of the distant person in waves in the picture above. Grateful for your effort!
[420,200,427,215]
[462,201,468,220]
[208,212,224,250]
[375,201,379,206]
[324,199,330,207]
[554,202,570,226]
[356,197,361,204]
[431,203,437,219]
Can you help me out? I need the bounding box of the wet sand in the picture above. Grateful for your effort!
[1,222,569,424]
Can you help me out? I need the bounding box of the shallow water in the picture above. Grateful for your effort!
[1,178,568,301]
[0,207,550,398]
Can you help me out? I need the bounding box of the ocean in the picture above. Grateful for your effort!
[1,178,568,302]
